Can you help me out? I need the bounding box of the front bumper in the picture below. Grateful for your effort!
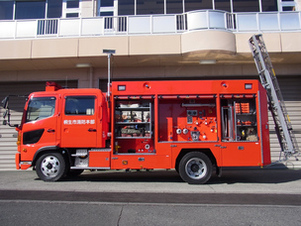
[15,153,31,170]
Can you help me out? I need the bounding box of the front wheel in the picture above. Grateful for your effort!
[36,152,66,182]
[179,152,212,184]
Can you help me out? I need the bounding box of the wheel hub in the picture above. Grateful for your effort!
[191,164,200,173]
[46,163,53,170]
[41,156,60,178]
[185,158,207,179]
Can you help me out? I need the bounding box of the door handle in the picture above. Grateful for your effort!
[47,129,55,133]
[88,128,97,132]
[215,144,226,149]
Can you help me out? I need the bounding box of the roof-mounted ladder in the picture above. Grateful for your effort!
[249,34,299,161]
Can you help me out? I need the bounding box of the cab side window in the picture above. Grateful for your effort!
[26,97,56,122]
[65,96,95,115]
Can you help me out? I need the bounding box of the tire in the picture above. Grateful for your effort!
[178,152,212,184]
[36,152,66,182]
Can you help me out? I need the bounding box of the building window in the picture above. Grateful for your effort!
[137,0,164,15]
[282,6,295,11]
[186,0,212,12]
[0,0,64,20]
[215,0,231,12]
[66,0,79,8]
[0,0,286,21]
[262,0,277,11]
[0,1,14,20]
[63,0,80,18]
[101,0,114,7]
[66,12,79,17]
[167,0,183,14]
[185,0,203,12]
[233,0,259,12]
[118,0,134,15]
[99,79,108,92]
[185,0,213,12]
[100,11,113,16]
[15,1,46,19]
[48,0,63,18]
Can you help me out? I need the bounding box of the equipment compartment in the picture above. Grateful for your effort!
[114,99,154,153]
[158,96,218,142]
[221,96,258,142]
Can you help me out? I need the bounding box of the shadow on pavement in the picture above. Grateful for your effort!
[58,168,301,184]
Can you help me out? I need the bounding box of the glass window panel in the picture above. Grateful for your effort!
[66,12,79,17]
[101,0,113,7]
[185,0,212,12]
[26,97,56,122]
[100,11,113,16]
[262,0,277,12]
[47,0,62,18]
[15,1,46,19]
[65,96,95,115]
[233,0,259,12]
[0,1,14,20]
[185,0,202,12]
[137,0,164,15]
[215,0,231,12]
[67,0,79,8]
[167,0,183,14]
[118,0,134,15]
[282,6,295,11]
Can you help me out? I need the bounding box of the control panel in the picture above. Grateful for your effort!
[175,106,217,142]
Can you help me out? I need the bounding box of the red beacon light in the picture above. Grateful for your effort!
[45,82,63,91]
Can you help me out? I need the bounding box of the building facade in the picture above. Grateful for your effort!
[0,0,301,170]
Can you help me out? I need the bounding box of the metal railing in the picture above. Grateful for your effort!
[0,10,300,39]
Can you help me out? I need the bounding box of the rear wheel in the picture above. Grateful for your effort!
[36,152,66,182]
[179,152,212,184]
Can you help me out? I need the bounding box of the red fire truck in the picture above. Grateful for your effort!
[2,79,271,184]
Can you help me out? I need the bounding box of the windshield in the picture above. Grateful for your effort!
[26,97,56,122]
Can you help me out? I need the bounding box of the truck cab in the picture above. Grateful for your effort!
[15,83,109,180]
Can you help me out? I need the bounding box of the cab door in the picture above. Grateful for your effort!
[20,95,58,160]
[61,95,98,148]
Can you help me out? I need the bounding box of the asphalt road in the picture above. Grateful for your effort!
[1,169,301,225]
[1,200,301,226]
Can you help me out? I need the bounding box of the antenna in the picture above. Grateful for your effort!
[103,49,116,99]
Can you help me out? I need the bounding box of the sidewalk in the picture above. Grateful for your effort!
[1,168,301,195]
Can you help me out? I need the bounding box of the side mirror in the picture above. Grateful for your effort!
[2,96,9,109]
[2,107,19,128]
[3,110,7,118]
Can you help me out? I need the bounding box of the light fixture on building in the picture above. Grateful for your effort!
[103,49,116,54]
[199,60,217,64]
[76,63,91,68]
